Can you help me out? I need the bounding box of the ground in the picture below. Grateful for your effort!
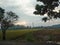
[0,28,60,45]
[0,41,59,45]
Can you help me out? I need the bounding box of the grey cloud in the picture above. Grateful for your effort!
[0,0,60,26]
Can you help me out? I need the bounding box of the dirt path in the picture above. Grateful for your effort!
[0,41,59,45]
[0,41,41,45]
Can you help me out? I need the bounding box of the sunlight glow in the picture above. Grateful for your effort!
[15,21,27,26]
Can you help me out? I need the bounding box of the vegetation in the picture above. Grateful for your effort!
[0,7,18,40]
[34,0,60,22]
[33,0,60,42]
[0,29,60,42]
[0,29,38,40]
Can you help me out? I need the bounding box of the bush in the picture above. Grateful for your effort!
[25,33,35,42]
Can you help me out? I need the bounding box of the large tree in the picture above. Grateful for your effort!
[34,0,60,22]
[0,7,18,40]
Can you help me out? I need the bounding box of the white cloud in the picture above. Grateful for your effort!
[18,0,36,16]
[0,0,36,16]
[0,0,20,6]
[15,21,28,26]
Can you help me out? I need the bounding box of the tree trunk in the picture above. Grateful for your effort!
[2,30,6,40]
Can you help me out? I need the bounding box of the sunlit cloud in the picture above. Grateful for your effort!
[15,21,27,26]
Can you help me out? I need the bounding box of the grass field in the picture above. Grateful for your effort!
[0,28,60,42]
[0,29,60,45]
[0,29,39,40]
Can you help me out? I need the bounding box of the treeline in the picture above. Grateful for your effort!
[8,25,31,30]
[8,25,44,30]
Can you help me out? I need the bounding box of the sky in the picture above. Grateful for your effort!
[0,0,60,27]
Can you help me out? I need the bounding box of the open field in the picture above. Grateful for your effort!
[0,28,60,42]
[0,29,60,45]
[0,29,39,40]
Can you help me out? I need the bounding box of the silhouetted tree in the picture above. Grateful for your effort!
[0,7,18,40]
[34,0,60,22]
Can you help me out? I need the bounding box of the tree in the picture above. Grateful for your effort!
[0,7,18,40]
[34,0,60,22]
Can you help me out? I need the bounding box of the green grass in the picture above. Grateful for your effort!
[0,28,60,42]
[0,29,38,40]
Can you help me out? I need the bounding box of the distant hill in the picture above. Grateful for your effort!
[8,25,28,30]
[52,24,60,28]
[46,24,60,29]
[6,24,60,30]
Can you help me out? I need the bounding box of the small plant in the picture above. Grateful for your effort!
[48,35,53,41]
[25,33,35,42]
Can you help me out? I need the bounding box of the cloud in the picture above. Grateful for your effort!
[0,0,36,16]
[0,0,20,6]
[0,0,60,26]
[15,21,27,26]
[18,0,36,16]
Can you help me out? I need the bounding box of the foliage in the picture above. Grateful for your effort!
[25,32,35,42]
[0,8,18,30]
[0,7,18,40]
[34,0,60,22]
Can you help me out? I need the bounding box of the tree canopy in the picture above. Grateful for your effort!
[34,0,60,22]
[0,7,18,30]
